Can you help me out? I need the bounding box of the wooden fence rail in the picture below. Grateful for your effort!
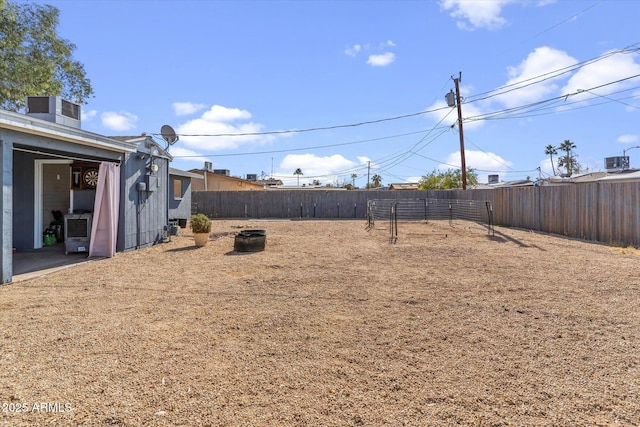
[192,183,640,247]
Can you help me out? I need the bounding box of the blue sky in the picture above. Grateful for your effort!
[30,0,640,186]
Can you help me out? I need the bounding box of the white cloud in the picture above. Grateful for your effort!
[345,44,361,57]
[367,52,396,67]
[202,105,252,122]
[443,149,513,183]
[167,146,208,164]
[486,47,640,117]
[81,108,97,121]
[101,111,138,131]
[381,40,396,48]
[172,102,207,116]
[440,0,511,31]
[356,156,371,165]
[491,46,578,108]
[443,149,512,171]
[176,105,273,152]
[562,50,640,99]
[618,134,639,144]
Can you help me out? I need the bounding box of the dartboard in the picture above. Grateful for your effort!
[82,167,99,189]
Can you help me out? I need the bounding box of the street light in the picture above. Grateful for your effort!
[623,146,640,170]
[623,146,640,157]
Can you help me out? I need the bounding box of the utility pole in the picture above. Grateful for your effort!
[453,73,467,189]
[367,161,371,190]
[446,72,467,189]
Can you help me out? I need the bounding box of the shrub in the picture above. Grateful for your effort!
[190,214,211,234]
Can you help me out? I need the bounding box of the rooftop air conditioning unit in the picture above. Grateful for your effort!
[488,174,499,184]
[246,174,258,181]
[26,96,81,129]
[605,156,629,172]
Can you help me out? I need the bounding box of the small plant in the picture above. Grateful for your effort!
[190,214,211,234]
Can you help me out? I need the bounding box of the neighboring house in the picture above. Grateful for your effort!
[255,178,284,187]
[475,169,640,189]
[189,162,264,191]
[0,96,174,283]
[267,185,346,190]
[169,167,203,227]
[539,171,608,185]
[473,179,534,189]
[389,183,419,190]
[597,169,640,183]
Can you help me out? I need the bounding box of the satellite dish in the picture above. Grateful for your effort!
[160,125,179,146]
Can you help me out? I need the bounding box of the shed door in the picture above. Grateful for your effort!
[34,160,72,249]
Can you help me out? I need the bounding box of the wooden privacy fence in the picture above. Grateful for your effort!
[192,182,640,247]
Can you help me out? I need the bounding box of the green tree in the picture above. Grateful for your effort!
[0,1,93,111]
[293,168,303,186]
[544,144,558,176]
[418,168,479,190]
[371,174,382,188]
[557,140,580,175]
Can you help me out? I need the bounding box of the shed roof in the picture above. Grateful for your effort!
[110,135,173,160]
[0,109,137,153]
[169,167,204,179]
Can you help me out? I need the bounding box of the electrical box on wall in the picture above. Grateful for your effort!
[146,174,158,192]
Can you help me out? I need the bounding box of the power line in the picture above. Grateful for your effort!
[170,126,451,158]
[526,0,605,42]
[155,106,450,139]
[159,46,638,145]
[464,44,639,104]
[463,74,640,124]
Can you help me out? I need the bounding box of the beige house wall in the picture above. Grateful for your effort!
[190,171,264,191]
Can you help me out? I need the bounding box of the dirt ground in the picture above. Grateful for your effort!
[0,219,639,426]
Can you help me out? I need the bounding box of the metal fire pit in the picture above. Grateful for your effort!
[234,230,266,252]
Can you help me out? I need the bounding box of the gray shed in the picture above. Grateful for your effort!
[1,97,173,283]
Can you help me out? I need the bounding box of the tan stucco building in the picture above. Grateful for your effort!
[188,166,264,191]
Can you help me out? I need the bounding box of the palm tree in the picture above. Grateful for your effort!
[372,174,382,188]
[293,168,303,186]
[544,144,557,176]
[350,173,357,187]
[558,139,577,175]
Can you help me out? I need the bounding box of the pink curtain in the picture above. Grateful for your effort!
[89,162,120,257]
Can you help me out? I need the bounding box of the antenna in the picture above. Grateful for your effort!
[160,125,178,149]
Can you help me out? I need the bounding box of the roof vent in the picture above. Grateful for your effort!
[26,96,81,129]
